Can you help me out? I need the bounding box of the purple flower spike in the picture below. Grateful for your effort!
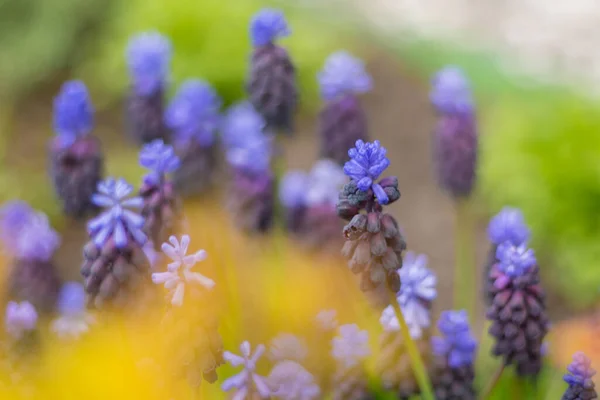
[250,8,290,47]
[332,324,370,368]
[496,242,536,278]
[0,201,34,250]
[432,310,477,368]
[127,32,172,96]
[430,66,473,115]
[318,51,372,101]
[53,80,94,148]
[165,79,221,147]
[268,361,321,400]
[488,207,530,246]
[14,211,61,262]
[564,352,596,387]
[139,139,181,185]
[5,301,37,339]
[344,140,391,204]
[279,171,308,209]
[222,341,271,399]
[87,178,146,249]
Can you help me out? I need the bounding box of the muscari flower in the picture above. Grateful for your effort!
[126,32,172,96]
[488,207,530,246]
[432,310,477,368]
[139,139,181,185]
[222,341,271,399]
[495,242,536,278]
[269,333,308,363]
[268,360,321,400]
[53,80,94,148]
[52,282,95,339]
[563,352,597,400]
[318,51,372,101]
[5,301,37,339]
[250,8,290,47]
[165,79,221,147]
[343,140,391,205]
[151,235,214,307]
[13,210,61,262]
[87,178,146,249]
[430,66,473,115]
[226,134,272,174]
[332,324,370,369]
[221,102,266,150]
[0,201,33,247]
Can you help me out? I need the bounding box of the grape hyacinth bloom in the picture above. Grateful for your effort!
[50,80,104,217]
[429,66,478,198]
[165,79,222,196]
[222,341,271,399]
[486,241,549,376]
[222,103,275,233]
[562,352,597,400]
[0,204,61,313]
[318,52,372,165]
[126,32,172,144]
[247,8,297,133]
[484,208,531,304]
[51,282,95,339]
[138,139,182,247]
[431,310,477,400]
[269,333,308,363]
[337,140,405,294]
[268,361,321,400]
[331,324,372,400]
[81,178,151,309]
[5,301,37,340]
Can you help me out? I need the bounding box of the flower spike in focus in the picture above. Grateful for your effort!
[343,140,391,205]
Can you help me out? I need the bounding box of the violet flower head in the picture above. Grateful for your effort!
[226,134,272,174]
[432,310,477,368]
[269,333,308,363]
[222,341,271,399]
[14,211,61,262]
[306,159,347,207]
[343,140,391,204]
[151,235,214,307]
[52,282,94,339]
[5,301,37,339]
[318,51,372,101]
[332,324,370,368]
[488,207,530,246]
[126,32,172,96]
[139,139,181,185]
[87,178,146,249]
[0,201,34,251]
[564,352,596,388]
[250,8,290,47]
[279,171,308,209]
[164,79,222,147]
[496,242,536,278]
[268,360,321,400]
[430,66,474,115]
[220,102,266,149]
[53,80,94,147]
[57,281,86,316]
[316,309,338,331]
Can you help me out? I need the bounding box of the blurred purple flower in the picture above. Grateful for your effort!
[564,352,596,387]
[279,171,308,209]
[306,159,347,207]
[52,282,95,339]
[250,8,290,47]
[318,51,372,101]
[432,310,477,368]
[430,66,473,115]
[332,324,370,369]
[496,242,536,278]
[0,201,34,252]
[87,178,146,249]
[165,79,221,147]
[53,80,94,148]
[343,140,390,204]
[5,301,37,339]
[487,207,530,246]
[269,333,308,363]
[268,360,321,400]
[221,102,266,149]
[13,211,61,262]
[139,139,180,185]
[151,234,214,307]
[126,32,172,96]
[222,341,271,399]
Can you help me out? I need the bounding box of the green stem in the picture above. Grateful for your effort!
[479,363,505,400]
[454,198,476,318]
[388,290,435,400]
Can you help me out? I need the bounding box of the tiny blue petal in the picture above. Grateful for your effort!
[318,51,372,100]
[343,140,390,203]
[250,8,290,47]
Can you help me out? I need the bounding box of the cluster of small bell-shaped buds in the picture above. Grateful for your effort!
[429,66,478,199]
[138,139,181,247]
[337,140,405,293]
[221,102,275,233]
[318,52,372,165]
[377,252,437,398]
[0,202,61,312]
[81,178,151,309]
[483,207,530,304]
[5,301,37,341]
[51,282,95,340]
[222,341,271,399]
[486,240,549,376]
[330,324,372,400]
[562,352,597,400]
[126,31,172,144]
[50,80,104,218]
[247,8,297,133]
[431,310,477,400]
[164,79,222,196]
[279,160,346,250]
[268,360,321,400]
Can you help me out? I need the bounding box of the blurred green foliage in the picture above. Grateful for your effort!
[76,0,347,109]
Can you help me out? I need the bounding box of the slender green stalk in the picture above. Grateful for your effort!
[454,198,476,318]
[479,363,505,400]
[388,290,435,400]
